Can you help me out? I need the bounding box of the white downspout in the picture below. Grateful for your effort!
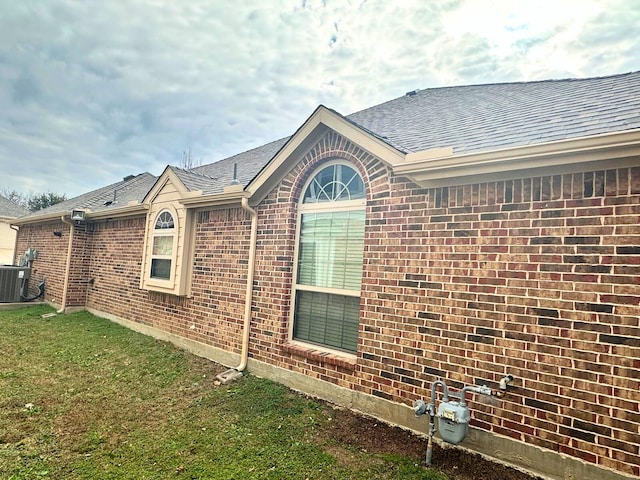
[10,224,19,264]
[58,215,75,313]
[237,197,258,372]
[216,197,257,383]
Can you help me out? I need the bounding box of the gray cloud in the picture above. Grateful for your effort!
[0,0,638,198]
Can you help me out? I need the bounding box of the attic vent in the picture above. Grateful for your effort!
[123,175,136,181]
[406,89,420,96]
[103,200,115,206]
[230,162,241,186]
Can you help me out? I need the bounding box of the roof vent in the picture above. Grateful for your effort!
[230,163,241,186]
[123,174,136,181]
[406,89,420,96]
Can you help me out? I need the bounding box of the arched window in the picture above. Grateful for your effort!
[150,209,176,280]
[292,162,366,354]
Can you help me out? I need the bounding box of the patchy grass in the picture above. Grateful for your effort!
[0,306,444,480]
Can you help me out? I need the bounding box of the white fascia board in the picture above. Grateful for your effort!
[86,204,148,220]
[179,190,249,209]
[395,129,640,187]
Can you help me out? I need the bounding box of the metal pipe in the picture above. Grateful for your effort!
[430,379,450,403]
[499,374,514,391]
[426,422,434,466]
[426,380,450,466]
[459,385,492,407]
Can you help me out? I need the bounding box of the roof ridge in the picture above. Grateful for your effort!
[425,70,639,91]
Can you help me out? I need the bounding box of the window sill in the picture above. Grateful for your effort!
[282,342,357,370]
[141,280,188,298]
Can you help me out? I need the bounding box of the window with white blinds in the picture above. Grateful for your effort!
[292,162,365,353]
[150,209,175,280]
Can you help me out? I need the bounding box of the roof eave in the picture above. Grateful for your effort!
[87,203,148,220]
[179,189,250,209]
[394,129,640,188]
[11,211,77,226]
[11,203,149,225]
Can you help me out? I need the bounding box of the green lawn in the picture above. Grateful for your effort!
[0,306,443,479]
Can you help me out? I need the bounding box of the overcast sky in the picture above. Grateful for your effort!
[1,0,638,198]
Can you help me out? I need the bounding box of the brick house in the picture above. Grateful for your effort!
[12,72,640,479]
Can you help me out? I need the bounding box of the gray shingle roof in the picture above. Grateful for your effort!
[171,167,219,193]
[190,138,289,194]
[20,72,640,220]
[193,72,640,187]
[18,173,157,220]
[348,72,640,154]
[0,195,29,218]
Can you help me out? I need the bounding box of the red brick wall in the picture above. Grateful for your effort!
[85,217,148,317]
[15,221,71,305]
[357,168,640,476]
[18,133,640,477]
[188,208,250,353]
[85,211,251,355]
[66,227,89,307]
[246,133,640,476]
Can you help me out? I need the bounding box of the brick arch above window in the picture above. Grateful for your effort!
[282,130,392,206]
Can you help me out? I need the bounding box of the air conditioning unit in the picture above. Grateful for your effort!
[0,266,30,303]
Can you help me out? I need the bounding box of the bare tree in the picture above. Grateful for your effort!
[0,187,28,209]
[179,147,202,170]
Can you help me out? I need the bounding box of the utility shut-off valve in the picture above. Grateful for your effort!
[413,375,514,466]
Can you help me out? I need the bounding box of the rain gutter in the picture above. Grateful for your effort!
[394,129,640,188]
[178,189,249,209]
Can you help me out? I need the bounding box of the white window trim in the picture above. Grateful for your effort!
[288,160,366,354]
[147,208,178,287]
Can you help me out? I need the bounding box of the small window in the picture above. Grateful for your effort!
[292,162,366,354]
[150,210,175,280]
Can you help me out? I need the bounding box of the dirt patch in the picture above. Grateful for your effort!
[323,406,543,480]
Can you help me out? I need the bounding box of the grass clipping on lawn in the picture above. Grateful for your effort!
[1,306,540,480]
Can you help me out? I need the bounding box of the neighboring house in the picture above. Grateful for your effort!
[13,72,640,480]
[0,195,29,265]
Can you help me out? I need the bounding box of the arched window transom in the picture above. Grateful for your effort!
[303,164,365,203]
[155,211,175,229]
